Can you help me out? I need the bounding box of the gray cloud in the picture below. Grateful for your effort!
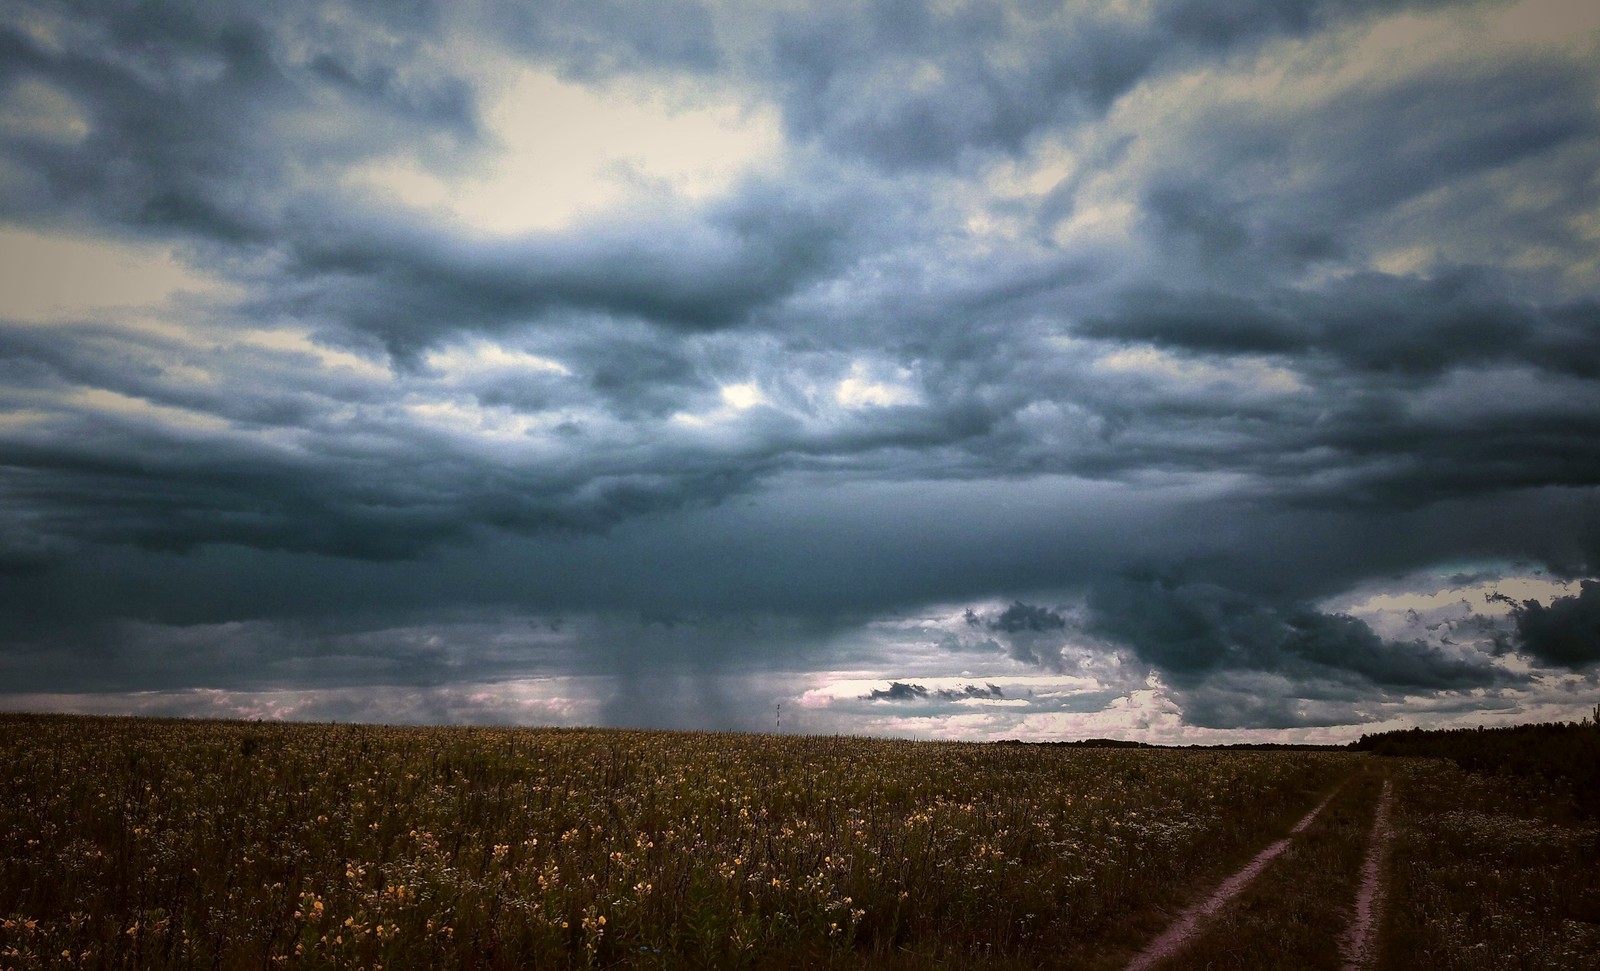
[866,681,929,702]
[1085,569,1512,693]
[936,683,1003,700]
[1495,581,1600,667]
[490,0,723,80]
[764,0,1455,170]
[1079,273,1600,378]
[0,1,478,239]
[2,0,1598,735]
[276,176,870,357]
[1170,673,1372,731]
[989,601,1067,633]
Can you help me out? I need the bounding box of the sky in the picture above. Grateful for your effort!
[1,0,1598,743]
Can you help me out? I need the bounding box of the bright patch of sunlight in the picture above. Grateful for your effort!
[720,382,767,410]
[424,340,571,380]
[238,329,392,380]
[64,388,231,434]
[835,362,918,409]
[345,69,781,234]
[0,227,239,322]
[402,396,573,446]
[1094,346,1304,395]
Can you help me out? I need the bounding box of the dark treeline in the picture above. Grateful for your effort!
[999,739,1348,752]
[1351,710,1600,818]
[996,738,1155,748]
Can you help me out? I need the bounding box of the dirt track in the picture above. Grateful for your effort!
[1122,787,1341,971]
[1340,779,1394,970]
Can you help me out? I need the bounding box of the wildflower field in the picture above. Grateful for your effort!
[1,714,1595,969]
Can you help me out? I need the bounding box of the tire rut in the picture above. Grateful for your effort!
[1339,778,1393,971]
[1122,784,1343,971]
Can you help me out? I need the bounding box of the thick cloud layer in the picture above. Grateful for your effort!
[1498,581,1600,666]
[2,0,1598,737]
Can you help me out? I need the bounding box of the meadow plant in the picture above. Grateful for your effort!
[0,714,1352,969]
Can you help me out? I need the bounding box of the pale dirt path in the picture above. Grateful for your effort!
[1339,779,1393,971]
[1122,787,1340,971]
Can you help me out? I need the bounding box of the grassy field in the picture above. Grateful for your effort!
[1,714,1595,969]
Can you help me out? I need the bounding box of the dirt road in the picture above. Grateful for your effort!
[1339,779,1393,970]
[1122,787,1341,971]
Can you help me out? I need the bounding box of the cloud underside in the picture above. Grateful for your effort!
[2,0,1599,734]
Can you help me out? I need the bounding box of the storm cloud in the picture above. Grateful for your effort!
[1496,581,1600,666]
[1084,570,1513,695]
[2,0,1598,739]
[866,682,930,702]
[990,602,1068,633]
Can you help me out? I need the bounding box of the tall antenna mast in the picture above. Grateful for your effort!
[776,703,781,732]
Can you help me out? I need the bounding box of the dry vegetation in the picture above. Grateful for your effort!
[2,713,1597,970]
[1,714,1348,970]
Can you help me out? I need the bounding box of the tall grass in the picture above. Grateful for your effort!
[1381,758,1600,970]
[0,714,1350,969]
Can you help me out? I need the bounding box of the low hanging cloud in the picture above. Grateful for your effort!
[1084,570,1512,694]
[989,602,1068,633]
[1493,581,1600,667]
[862,681,1006,704]
[936,683,1004,700]
[864,682,930,702]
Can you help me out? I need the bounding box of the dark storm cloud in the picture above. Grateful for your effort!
[1085,569,1510,692]
[489,0,722,80]
[278,176,868,355]
[764,0,1452,169]
[1087,50,1600,289]
[1494,581,1600,667]
[989,602,1067,633]
[865,681,928,702]
[1042,303,1600,512]
[2,0,1599,733]
[1170,674,1371,731]
[0,429,762,561]
[856,682,1005,704]
[0,1,476,237]
[936,683,1003,700]
[1080,272,1600,378]
[857,681,1005,705]
[0,317,768,561]
[974,602,1073,669]
[0,615,532,695]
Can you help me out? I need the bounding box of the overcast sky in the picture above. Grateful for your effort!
[2,0,1598,742]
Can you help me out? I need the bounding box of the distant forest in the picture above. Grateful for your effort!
[1351,709,1600,819]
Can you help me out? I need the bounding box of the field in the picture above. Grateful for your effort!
[1,714,1596,969]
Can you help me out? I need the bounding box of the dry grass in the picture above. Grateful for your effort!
[0,714,1353,970]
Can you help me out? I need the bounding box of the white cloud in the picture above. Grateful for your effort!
[1093,346,1304,395]
[423,340,571,381]
[834,361,919,409]
[345,69,782,234]
[720,381,767,410]
[0,227,239,323]
[670,380,772,428]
